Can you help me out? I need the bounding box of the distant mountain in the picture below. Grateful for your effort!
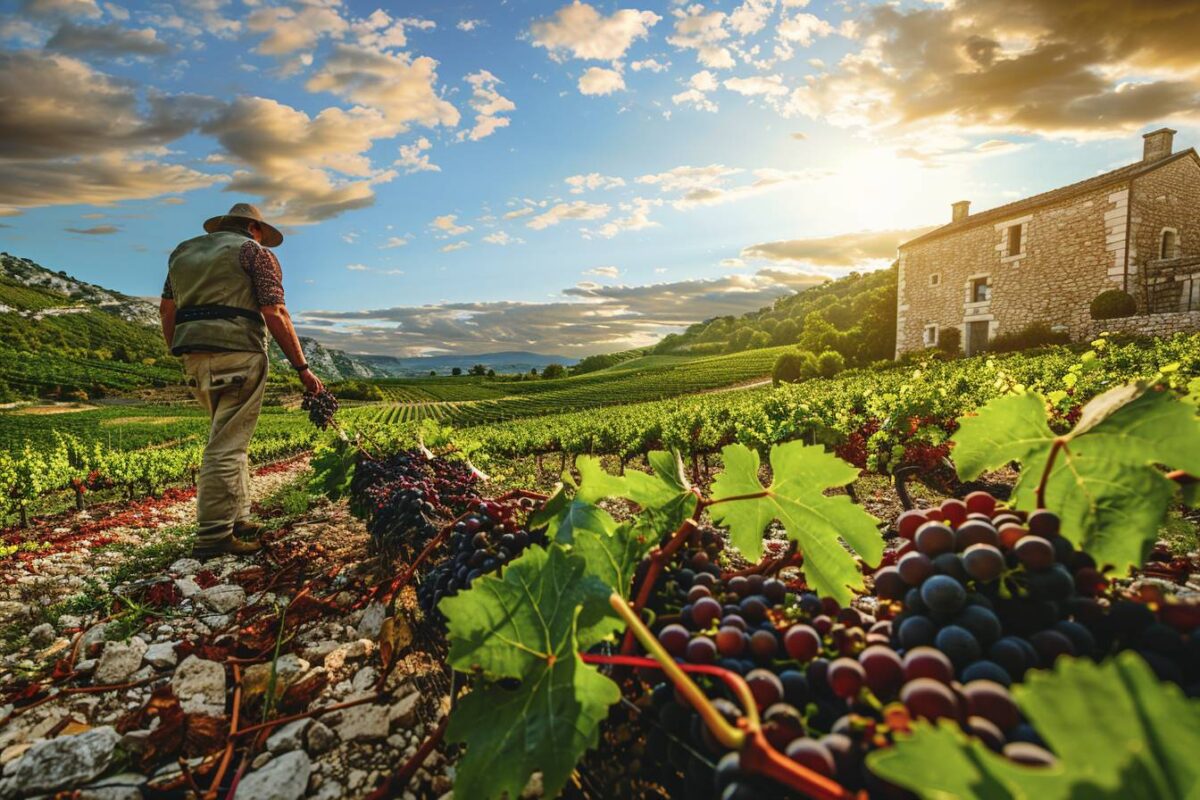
[357,350,577,377]
[269,337,386,382]
[1,252,159,326]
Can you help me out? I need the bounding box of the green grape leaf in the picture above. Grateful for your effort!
[1010,450,1178,568]
[575,455,629,504]
[951,393,1054,481]
[708,442,881,606]
[441,545,622,800]
[573,520,655,599]
[529,485,618,544]
[867,653,1200,800]
[954,384,1200,570]
[576,452,697,539]
[309,438,358,504]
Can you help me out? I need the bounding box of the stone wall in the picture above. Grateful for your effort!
[1086,311,1200,339]
[896,181,1126,355]
[1129,154,1200,307]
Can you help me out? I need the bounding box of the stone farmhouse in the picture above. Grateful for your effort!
[895,128,1200,356]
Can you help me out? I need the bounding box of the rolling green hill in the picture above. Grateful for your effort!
[653,265,897,366]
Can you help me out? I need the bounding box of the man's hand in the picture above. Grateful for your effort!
[300,368,325,395]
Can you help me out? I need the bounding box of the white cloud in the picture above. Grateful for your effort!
[349,9,434,51]
[526,200,611,230]
[631,58,669,72]
[298,266,830,356]
[431,214,472,236]
[584,265,620,278]
[441,241,470,252]
[203,96,396,224]
[457,19,483,32]
[724,74,788,96]
[530,2,661,61]
[246,1,348,55]
[21,0,101,18]
[729,0,775,36]
[589,196,661,238]
[578,66,625,96]
[483,230,523,245]
[672,70,719,111]
[305,45,459,134]
[396,136,439,173]
[776,12,832,46]
[459,70,515,141]
[667,5,734,69]
[381,236,408,248]
[346,263,369,271]
[45,21,171,55]
[503,206,536,220]
[565,173,626,194]
[741,226,935,265]
[636,164,825,209]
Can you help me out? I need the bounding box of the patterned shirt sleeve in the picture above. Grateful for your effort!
[239,240,286,306]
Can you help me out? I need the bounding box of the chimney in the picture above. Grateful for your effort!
[951,200,971,222]
[1142,127,1176,162]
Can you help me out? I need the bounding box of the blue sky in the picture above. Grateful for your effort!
[2,0,1198,355]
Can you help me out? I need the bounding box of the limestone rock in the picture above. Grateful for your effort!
[174,577,201,599]
[9,726,120,794]
[266,718,310,754]
[77,772,146,800]
[305,720,337,754]
[172,656,226,716]
[356,602,386,640]
[94,638,148,685]
[169,558,202,576]
[233,750,310,800]
[389,692,421,728]
[196,584,245,614]
[336,704,389,742]
[144,642,178,669]
[28,623,54,648]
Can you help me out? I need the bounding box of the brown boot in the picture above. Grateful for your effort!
[194,534,262,560]
[233,519,265,538]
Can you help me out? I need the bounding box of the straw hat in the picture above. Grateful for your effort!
[203,202,283,248]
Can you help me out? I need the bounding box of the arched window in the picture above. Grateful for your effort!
[1161,229,1178,259]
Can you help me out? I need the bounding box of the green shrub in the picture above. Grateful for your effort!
[816,350,845,378]
[772,352,804,384]
[987,321,1072,353]
[333,380,384,401]
[1090,289,1137,320]
[938,327,961,354]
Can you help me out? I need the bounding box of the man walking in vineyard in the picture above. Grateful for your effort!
[159,203,323,559]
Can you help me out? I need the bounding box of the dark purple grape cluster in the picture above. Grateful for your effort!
[632,488,1200,798]
[300,389,339,430]
[352,449,481,561]
[881,494,1200,697]
[418,498,547,624]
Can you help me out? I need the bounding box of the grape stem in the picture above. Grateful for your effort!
[620,517,698,655]
[599,594,864,800]
[1035,437,1068,508]
[697,490,770,510]
[722,540,801,580]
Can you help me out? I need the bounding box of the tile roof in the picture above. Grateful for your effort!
[899,148,1199,249]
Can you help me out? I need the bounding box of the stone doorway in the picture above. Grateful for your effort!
[965,320,989,355]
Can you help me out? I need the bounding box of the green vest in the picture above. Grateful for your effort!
[167,231,269,356]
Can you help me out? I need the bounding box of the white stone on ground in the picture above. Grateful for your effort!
[171,656,226,716]
[232,750,310,800]
[8,726,121,794]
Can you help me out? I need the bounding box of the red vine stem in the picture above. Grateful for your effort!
[205,663,242,800]
[230,693,383,740]
[620,517,698,655]
[602,594,861,800]
[1035,438,1068,508]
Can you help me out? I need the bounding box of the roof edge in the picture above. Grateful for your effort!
[899,148,1198,250]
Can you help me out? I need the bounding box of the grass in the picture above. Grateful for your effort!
[1160,509,1200,557]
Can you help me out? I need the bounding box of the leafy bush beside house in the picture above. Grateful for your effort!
[1090,289,1138,320]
